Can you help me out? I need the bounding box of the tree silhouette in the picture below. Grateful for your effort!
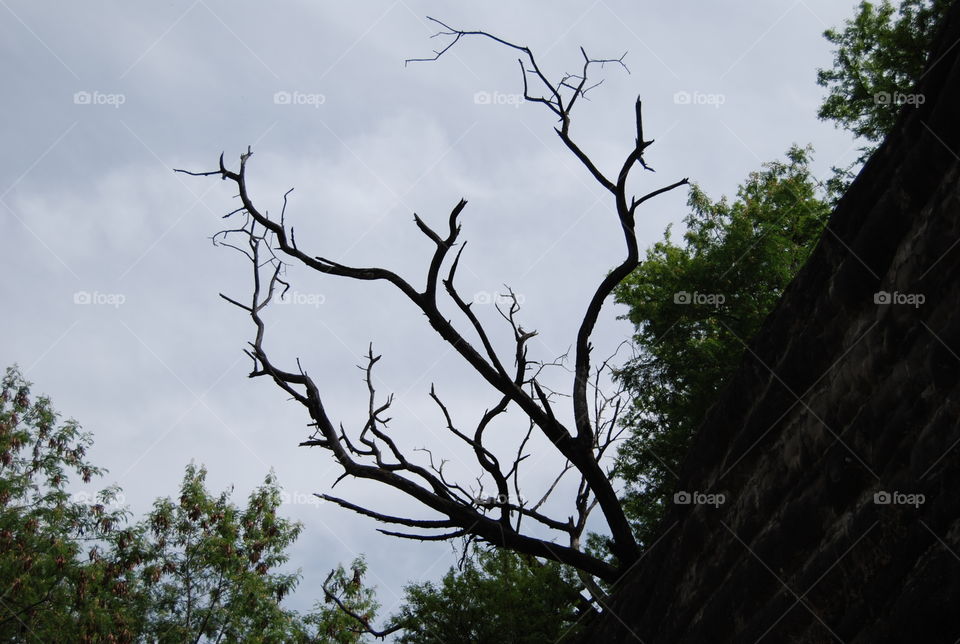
[177,19,687,590]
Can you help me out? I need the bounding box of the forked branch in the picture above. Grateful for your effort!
[178,19,688,588]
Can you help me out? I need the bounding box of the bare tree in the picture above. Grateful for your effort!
[177,19,687,587]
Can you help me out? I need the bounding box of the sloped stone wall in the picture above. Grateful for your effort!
[585,2,960,641]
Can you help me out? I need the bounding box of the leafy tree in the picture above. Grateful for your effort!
[137,464,308,642]
[611,146,832,546]
[817,0,950,158]
[308,556,380,643]
[0,365,146,642]
[391,547,585,644]
[607,0,954,551]
[0,364,379,643]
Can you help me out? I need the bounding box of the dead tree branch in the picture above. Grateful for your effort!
[321,569,404,640]
[177,19,687,587]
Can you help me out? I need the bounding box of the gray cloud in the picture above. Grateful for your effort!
[1,0,862,627]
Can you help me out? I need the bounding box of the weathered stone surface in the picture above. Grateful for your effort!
[584,3,960,641]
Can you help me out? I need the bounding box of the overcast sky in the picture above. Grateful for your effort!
[2,0,864,630]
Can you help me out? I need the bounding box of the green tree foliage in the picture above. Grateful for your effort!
[391,547,585,644]
[573,0,956,621]
[138,464,307,642]
[0,365,145,642]
[817,0,950,151]
[0,365,380,643]
[607,0,953,553]
[306,556,380,643]
[611,147,832,546]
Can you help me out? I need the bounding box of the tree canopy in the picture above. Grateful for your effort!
[610,0,954,551]
[0,365,379,643]
[612,146,832,546]
[391,547,585,644]
[817,0,950,151]
[0,365,142,641]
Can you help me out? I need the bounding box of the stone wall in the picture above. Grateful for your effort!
[584,2,960,641]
